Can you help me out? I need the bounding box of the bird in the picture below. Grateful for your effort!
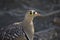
[0,10,40,40]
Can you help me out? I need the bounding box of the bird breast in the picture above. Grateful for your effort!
[30,21,34,33]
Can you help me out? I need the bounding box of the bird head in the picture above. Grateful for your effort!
[25,10,40,21]
[27,10,40,17]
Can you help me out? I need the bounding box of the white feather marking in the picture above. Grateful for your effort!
[14,23,20,25]
[30,21,33,25]
[31,10,37,15]
[30,21,34,34]
[13,22,22,25]
[35,12,37,14]
[32,10,35,12]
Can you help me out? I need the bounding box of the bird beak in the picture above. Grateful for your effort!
[36,13,40,16]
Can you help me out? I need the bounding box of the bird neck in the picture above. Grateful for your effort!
[23,16,34,23]
[22,16,34,40]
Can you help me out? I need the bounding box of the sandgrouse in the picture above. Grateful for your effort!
[0,10,40,40]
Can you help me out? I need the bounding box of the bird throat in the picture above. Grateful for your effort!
[30,21,33,25]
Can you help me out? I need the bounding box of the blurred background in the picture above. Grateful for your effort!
[0,0,60,40]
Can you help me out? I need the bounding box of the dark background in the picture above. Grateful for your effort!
[0,0,60,40]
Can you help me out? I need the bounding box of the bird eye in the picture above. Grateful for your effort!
[33,12,35,14]
[30,11,32,15]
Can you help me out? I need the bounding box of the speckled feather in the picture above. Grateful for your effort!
[0,22,27,40]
